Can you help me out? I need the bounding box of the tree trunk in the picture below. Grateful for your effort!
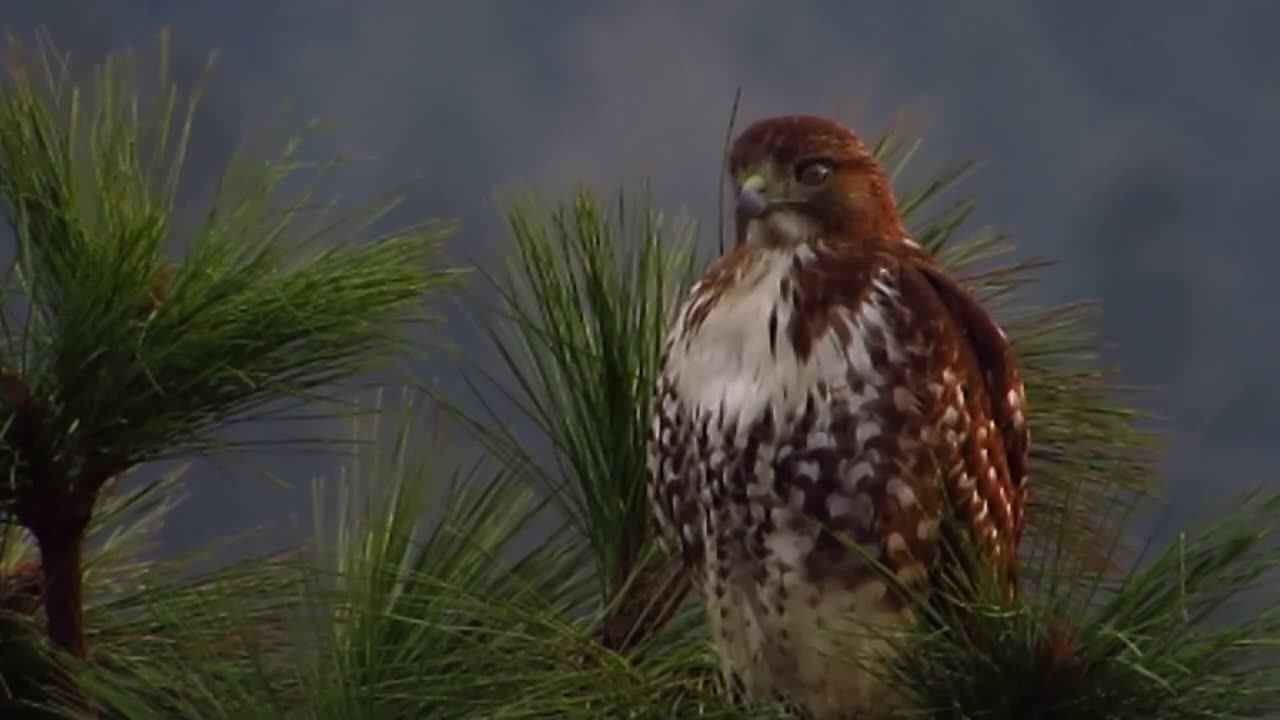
[32,519,98,718]
[33,526,88,659]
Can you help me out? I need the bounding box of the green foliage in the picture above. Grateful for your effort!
[0,26,456,706]
[890,492,1280,719]
[455,189,698,598]
[288,396,755,719]
[16,398,761,719]
[0,31,1276,720]
[0,468,306,719]
[0,32,455,487]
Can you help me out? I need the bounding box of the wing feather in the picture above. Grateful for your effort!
[895,259,1029,596]
[916,263,1029,533]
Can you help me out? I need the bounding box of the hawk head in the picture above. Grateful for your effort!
[727,115,907,249]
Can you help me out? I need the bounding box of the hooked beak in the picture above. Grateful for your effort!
[735,173,769,221]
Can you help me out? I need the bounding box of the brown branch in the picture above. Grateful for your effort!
[16,487,99,718]
[31,519,89,658]
[593,554,691,653]
[2,371,107,717]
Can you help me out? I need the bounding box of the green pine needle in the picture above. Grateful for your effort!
[0,31,458,507]
[452,187,699,601]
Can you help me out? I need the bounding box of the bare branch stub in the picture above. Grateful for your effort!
[0,559,43,616]
[594,555,691,654]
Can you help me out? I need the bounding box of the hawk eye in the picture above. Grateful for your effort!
[795,159,833,187]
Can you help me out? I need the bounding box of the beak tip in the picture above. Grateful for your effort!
[735,187,769,220]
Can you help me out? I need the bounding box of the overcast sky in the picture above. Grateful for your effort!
[5,1,1279,557]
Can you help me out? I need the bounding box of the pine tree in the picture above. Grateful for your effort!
[2,31,1278,720]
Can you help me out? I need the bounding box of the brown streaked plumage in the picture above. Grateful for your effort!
[645,114,1029,718]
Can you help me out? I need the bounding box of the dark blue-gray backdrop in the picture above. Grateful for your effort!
[4,1,1278,560]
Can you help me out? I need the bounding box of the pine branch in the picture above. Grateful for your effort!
[0,30,455,708]
[449,187,701,652]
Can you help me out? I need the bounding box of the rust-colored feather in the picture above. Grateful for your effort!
[916,263,1030,547]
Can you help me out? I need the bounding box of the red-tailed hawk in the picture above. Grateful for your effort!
[646,115,1029,718]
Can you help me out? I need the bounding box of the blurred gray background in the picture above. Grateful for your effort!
[3,1,1278,558]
